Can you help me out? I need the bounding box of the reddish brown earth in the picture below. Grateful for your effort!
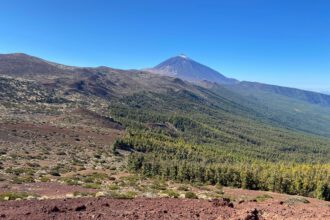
[0,196,329,220]
[0,182,97,198]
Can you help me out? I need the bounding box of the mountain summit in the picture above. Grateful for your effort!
[146,55,238,84]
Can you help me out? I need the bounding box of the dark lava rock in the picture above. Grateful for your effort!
[50,206,60,213]
[102,203,110,207]
[244,208,260,220]
[211,198,234,208]
[75,205,87,212]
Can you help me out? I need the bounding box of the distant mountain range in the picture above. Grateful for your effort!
[145,54,330,107]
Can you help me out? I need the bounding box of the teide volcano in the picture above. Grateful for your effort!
[146,54,238,84]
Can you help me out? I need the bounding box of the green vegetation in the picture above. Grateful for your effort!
[177,185,190,191]
[163,189,180,198]
[255,194,273,202]
[284,196,310,205]
[0,192,33,201]
[108,191,137,199]
[185,191,198,199]
[107,88,330,201]
[108,184,120,190]
[83,183,101,189]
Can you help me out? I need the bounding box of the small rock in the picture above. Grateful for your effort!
[66,193,74,198]
[50,206,60,213]
[75,205,87,212]
[238,200,245,204]
[244,208,260,220]
[211,198,234,208]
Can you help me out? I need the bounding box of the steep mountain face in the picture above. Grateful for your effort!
[146,55,238,84]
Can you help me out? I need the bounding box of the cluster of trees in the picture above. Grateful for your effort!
[108,90,330,201]
[127,146,330,201]
[112,131,330,200]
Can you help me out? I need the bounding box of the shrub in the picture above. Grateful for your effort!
[39,176,51,182]
[108,191,137,199]
[151,181,167,191]
[11,176,35,184]
[185,191,198,199]
[83,183,101,189]
[284,196,310,205]
[163,189,180,198]
[108,184,120,190]
[215,183,223,190]
[178,185,189,191]
[255,194,273,202]
[315,182,330,201]
[62,177,79,185]
[0,192,31,201]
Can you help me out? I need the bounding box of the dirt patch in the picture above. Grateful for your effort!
[0,182,97,198]
[0,197,329,220]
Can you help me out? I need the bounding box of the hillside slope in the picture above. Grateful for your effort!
[0,53,329,201]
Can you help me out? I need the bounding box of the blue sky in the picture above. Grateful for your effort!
[0,0,329,92]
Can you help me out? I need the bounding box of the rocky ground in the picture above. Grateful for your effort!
[0,196,329,220]
[0,181,329,220]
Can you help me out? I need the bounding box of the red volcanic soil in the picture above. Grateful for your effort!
[0,196,329,220]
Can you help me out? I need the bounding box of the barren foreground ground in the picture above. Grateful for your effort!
[0,183,329,220]
[0,196,329,220]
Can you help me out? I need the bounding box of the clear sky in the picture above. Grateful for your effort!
[1,0,329,92]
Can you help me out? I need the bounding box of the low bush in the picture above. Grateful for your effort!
[255,194,273,202]
[163,189,180,198]
[177,185,190,191]
[0,192,31,201]
[108,191,137,199]
[83,183,101,189]
[284,196,310,205]
[108,184,120,190]
[185,191,198,199]
[11,176,35,184]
